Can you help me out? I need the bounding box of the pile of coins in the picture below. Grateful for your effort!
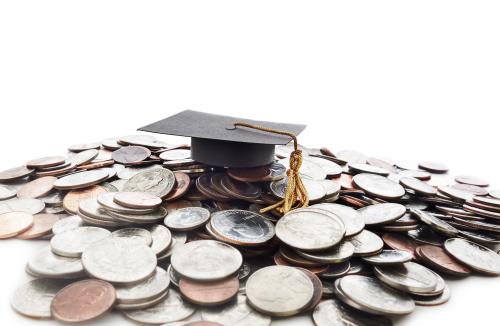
[2,134,500,325]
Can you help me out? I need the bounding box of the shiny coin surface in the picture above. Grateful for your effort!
[358,203,406,226]
[16,176,57,199]
[160,149,191,161]
[123,167,175,198]
[312,299,393,326]
[11,279,69,318]
[112,145,151,164]
[210,210,275,246]
[246,265,314,317]
[319,261,351,278]
[114,191,162,209]
[82,237,157,284]
[336,150,367,164]
[164,207,211,231]
[179,276,239,306]
[115,267,169,304]
[112,227,152,246]
[309,203,364,237]
[418,161,449,173]
[276,208,345,251]
[54,170,109,190]
[444,238,500,275]
[348,230,384,256]
[50,226,111,258]
[353,173,405,199]
[417,245,471,276]
[148,224,172,255]
[399,176,437,196]
[0,198,45,215]
[0,185,16,200]
[27,245,84,278]
[171,240,242,281]
[296,241,354,264]
[52,215,84,234]
[361,250,412,265]
[0,211,34,239]
[17,213,59,239]
[410,208,459,237]
[51,279,116,323]
[97,192,154,215]
[374,262,439,294]
[0,166,34,181]
[27,156,66,169]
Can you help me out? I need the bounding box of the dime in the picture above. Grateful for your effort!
[40,190,65,206]
[149,224,172,255]
[11,279,69,318]
[362,250,412,265]
[0,185,16,200]
[352,173,405,200]
[276,208,345,251]
[418,161,448,174]
[0,198,45,215]
[417,245,471,276]
[123,167,176,198]
[312,299,393,326]
[0,166,34,181]
[50,226,111,258]
[112,145,151,164]
[160,149,191,161]
[112,227,153,246]
[210,210,275,246]
[180,276,239,306]
[0,211,34,239]
[164,172,191,201]
[309,203,364,237]
[97,192,154,215]
[444,238,500,275]
[54,170,110,190]
[63,185,107,214]
[358,203,406,226]
[348,163,390,176]
[51,279,116,323]
[27,245,84,278]
[115,267,169,304]
[246,265,314,317]
[17,213,59,239]
[374,262,439,294]
[171,240,242,281]
[409,208,459,237]
[27,156,66,169]
[164,207,211,231]
[347,230,383,256]
[52,215,84,234]
[336,275,414,315]
[295,241,354,264]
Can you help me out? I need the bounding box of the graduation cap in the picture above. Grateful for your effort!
[138,110,306,168]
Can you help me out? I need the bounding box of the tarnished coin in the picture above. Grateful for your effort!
[444,238,500,275]
[97,192,154,215]
[112,145,151,164]
[27,156,66,169]
[180,276,239,306]
[309,203,364,237]
[348,163,390,176]
[54,170,110,190]
[246,265,314,317]
[160,149,191,161]
[353,173,405,199]
[50,226,111,258]
[276,208,345,251]
[374,262,439,294]
[113,191,162,209]
[312,299,393,326]
[399,177,437,196]
[210,210,275,246]
[115,267,169,304]
[0,185,16,200]
[171,240,242,281]
[0,166,34,181]
[112,228,152,246]
[418,161,449,174]
[11,279,69,318]
[358,203,406,226]
[347,230,384,256]
[52,215,84,234]
[123,290,195,324]
[410,208,459,237]
[361,250,412,265]
[417,245,471,276]
[27,245,84,278]
[123,167,175,198]
[0,211,34,239]
[382,234,417,260]
[51,279,116,323]
[16,176,56,199]
[0,198,45,215]
[220,175,261,200]
[63,185,107,214]
[164,207,211,231]
[17,213,59,239]
[336,275,414,315]
[296,241,354,264]
[226,166,272,183]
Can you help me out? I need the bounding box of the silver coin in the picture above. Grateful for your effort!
[115,267,169,304]
[361,250,412,265]
[10,279,69,318]
[347,230,384,256]
[348,163,390,176]
[353,173,405,199]
[210,210,275,246]
[78,197,116,222]
[116,290,168,310]
[337,275,414,315]
[51,215,84,234]
[0,166,35,181]
[358,203,406,226]
[411,284,451,306]
[304,156,343,176]
[39,190,65,206]
[50,226,111,258]
[270,177,326,202]
[171,240,242,281]
[97,192,154,215]
[27,245,84,278]
[118,134,157,145]
[317,179,341,197]
[437,185,473,202]
[276,208,345,251]
[68,149,99,166]
[117,164,163,180]
[313,299,393,326]
[374,262,439,294]
[54,170,109,190]
[110,179,128,191]
[112,227,152,246]
[444,238,500,275]
[159,232,187,261]
[107,206,168,224]
[123,289,195,324]
[295,241,354,264]
[0,185,16,200]
[167,264,181,287]
[458,230,500,245]
[82,237,157,284]
[336,150,367,164]
[399,176,437,196]
[101,137,122,150]
[159,149,191,161]
[0,198,45,215]
[201,295,271,326]
[407,226,445,246]
[123,167,175,198]
[164,207,211,231]
[309,203,364,237]
[410,208,459,237]
[278,158,327,180]
[320,261,351,278]
[148,224,172,255]
[246,265,314,317]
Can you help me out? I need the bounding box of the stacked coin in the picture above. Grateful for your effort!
[2,136,500,325]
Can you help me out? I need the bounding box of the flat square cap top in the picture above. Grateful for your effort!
[138,110,306,145]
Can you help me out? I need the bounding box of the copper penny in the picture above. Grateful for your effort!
[274,252,329,274]
[27,156,66,169]
[63,185,107,214]
[0,212,34,239]
[455,175,489,187]
[417,245,471,277]
[16,176,57,199]
[382,233,418,260]
[164,172,190,201]
[418,161,449,174]
[163,199,201,213]
[51,279,116,323]
[17,213,60,239]
[77,160,115,170]
[112,146,151,164]
[226,166,272,183]
[113,192,162,209]
[179,276,239,306]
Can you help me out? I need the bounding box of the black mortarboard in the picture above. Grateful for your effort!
[138,110,306,168]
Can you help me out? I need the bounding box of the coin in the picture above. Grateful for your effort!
[444,238,500,275]
[112,227,153,246]
[149,224,173,255]
[319,261,351,278]
[271,177,326,202]
[82,237,157,283]
[410,208,459,237]
[162,172,189,201]
[51,279,116,323]
[50,226,111,257]
[180,276,239,306]
[0,185,16,200]
[348,163,390,176]
[276,208,345,251]
[353,173,405,200]
[63,185,107,214]
[437,185,473,202]
[107,206,167,224]
[418,161,449,174]
[123,167,175,198]
[410,284,451,306]
[0,166,34,181]
[459,230,500,245]
[17,213,59,239]
[112,145,151,164]
[298,267,323,311]
[407,226,445,246]
[304,156,343,176]
[78,197,118,222]
[17,176,57,199]
[0,211,34,239]
[295,241,354,264]
[11,279,69,318]
[112,192,162,210]
[164,207,211,231]
[399,176,437,196]
[336,275,414,315]
[374,262,439,294]
[227,166,272,183]
[312,299,393,326]
[309,203,364,237]
[97,192,155,215]
[454,175,489,187]
[279,246,326,267]
[54,170,110,190]
[201,295,259,325]
[279,158,326,180]
[26,156,66,169]
[160,149,191,161]
[246,265,314,317]
[417,245,471,276]
[358,203,406,226]
[69,149,100,166]
[451,183,488,196]
[0,198,45,215]
[115,267,169,304]
[220,175,261,200]
[210,210,275,246]
[116,290,169,310]
[347,230,384,256]
[336,150,367,164]
[68,142,101,152]
[52,215,83,234]
[362,250,412,265]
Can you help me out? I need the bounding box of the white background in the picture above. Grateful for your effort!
[1,1,500,325]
